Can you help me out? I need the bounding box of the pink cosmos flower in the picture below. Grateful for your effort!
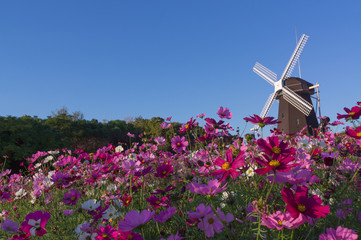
[319,226,358,240]
[205,123,218,135]
[211,149,245,182]
[1,219,18,233]
[154,163,173,178]
[94,225,119,240]
[336,199,353,220]
[187,204,213,219]
[63,209,74,217]
[160,122,171,129]
[198,211,224,238]
[197,113,206,118]
[254,153,298,175]
[187,179,227,196]
[179,117,197,133]
[217,106,232,119]
[50,171,71,186]
[166,116,172,121]
[63,189,81,206]
[337,106,361,120]
[345,126,361,139]
[261,211,304,230]
[281,186,330,224]
[146,195,169,209]
[171,136,188,153]
[244,114,280,128]
[127,132,135,138]
[122,160,142,175]
[205,118,227,130]
[154,207,176,222]
[268,165,312,185]
[257,136,295,158]
[20,211,51,237]
[154,136,166,145]
[118,209,155,232]
[197,208,233,238]
[117,231,144,240]
[160,232,182,240]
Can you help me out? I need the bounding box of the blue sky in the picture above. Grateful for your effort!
[0,1,360,133]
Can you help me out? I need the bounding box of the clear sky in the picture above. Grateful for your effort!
[1,1,360,133]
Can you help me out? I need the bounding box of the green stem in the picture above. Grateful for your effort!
[265,172,276,202]
[208,196,233,239]
[256,214,262,240]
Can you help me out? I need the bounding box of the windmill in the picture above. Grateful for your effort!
[252,34,319,135]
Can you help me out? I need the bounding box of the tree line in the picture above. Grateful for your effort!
[0,107,183,172]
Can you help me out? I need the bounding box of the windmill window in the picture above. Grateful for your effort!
[281,113,285,119]
[296,119,300,125]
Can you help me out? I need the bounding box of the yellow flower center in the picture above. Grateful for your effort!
[357,132,361,137]
[208,218,214,224]
[297,204,306,212]
[102,234,108,238]
[71,196,76,201]
[271,146,281,154]
[127,235,133,239]
[156,201,160,204]
[222,162,230,170]
[130,166,135,170]
[269,160,280,167]
[343,206,349,211]
[278,220,284,226]
[349,112,355,115]
[162,171,167,175]
[177,142,181,147]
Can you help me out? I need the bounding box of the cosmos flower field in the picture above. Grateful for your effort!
[1,104,361,240]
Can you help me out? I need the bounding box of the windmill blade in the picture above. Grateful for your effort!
[251,91,278,131]
[282,86,313,116]
[280,34,309,80]
[253,62,277,86]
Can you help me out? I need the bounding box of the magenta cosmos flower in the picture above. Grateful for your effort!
[20,211,51,237]
[281,186,330,224]
[346,126,361,139]
[262,211,304,230]
[257,136,295,158]
[187,179,227,196]
[63,189,81,206]
[244,114,280,128]
[154,207,176,223]
[337,106,361,120]
[198,208,233,238]
[179,117,197,133]
[171,136,188,153]
[118,209,155,232]
[94,225,119,240]
[154,163,173,178]
[211,149,245,182]
[319,226,358,240]
[217,106,232,119]
[254,153,298,175]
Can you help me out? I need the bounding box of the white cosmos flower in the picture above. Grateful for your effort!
[244,165,257,178]
[81,199,100,211]
[34,163,42,168]
[15,188,27,199]
[43,155,53,163]
[102,205,120,220]
[28,219,41,236]
[115,146,124,153]
[106,184,117,192]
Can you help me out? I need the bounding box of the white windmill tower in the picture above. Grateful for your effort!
[252,34,319,134]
